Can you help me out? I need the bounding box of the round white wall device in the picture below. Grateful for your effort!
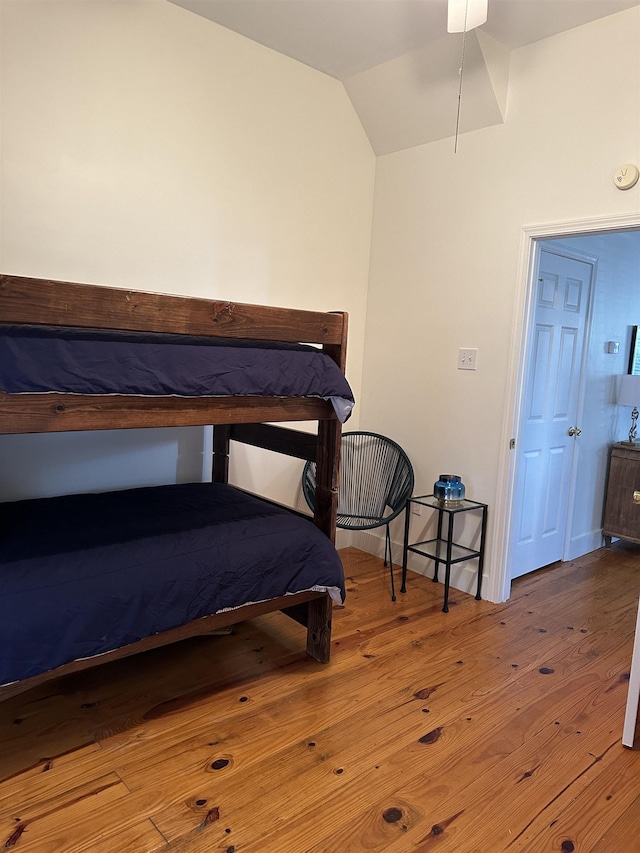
[614,164,639,190]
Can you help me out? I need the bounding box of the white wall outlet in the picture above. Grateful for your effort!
[458,347,478,370]
[411,503,422,515]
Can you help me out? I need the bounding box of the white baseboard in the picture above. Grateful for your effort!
[349,529,482,599]
[335,528,353,550]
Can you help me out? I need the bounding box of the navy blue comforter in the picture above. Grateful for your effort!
[0,483,345,685]
[0,324,355,422]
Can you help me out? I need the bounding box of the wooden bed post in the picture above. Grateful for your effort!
[282,596,333,664]
[212,425,230,483]
[305,595,333,664]
[314,419,341,542]
[314,310,347,543]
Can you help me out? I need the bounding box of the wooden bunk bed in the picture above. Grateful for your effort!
[0,274,351,700]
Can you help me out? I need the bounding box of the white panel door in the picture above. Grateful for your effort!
[509,249,593,579]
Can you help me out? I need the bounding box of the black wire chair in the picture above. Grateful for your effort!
[302,431,414,601]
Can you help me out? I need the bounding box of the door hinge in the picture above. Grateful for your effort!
[509,438,516,450]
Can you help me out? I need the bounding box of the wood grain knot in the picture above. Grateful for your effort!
[211,303,233,322]
[419,727,443,745]
[200,806,220,828]
[382,807,403,823]
[414,684,441,700]
[207,756,233,773]
[517,768,536,783]
[4,824,26,848]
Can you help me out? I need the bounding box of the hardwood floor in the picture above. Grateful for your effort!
[1,544,640,852]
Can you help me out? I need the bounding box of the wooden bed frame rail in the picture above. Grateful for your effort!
[0,274,347,348]
[0,590,333,701]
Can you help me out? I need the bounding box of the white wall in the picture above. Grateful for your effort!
[362,8,640,598]
[0,0,375,502]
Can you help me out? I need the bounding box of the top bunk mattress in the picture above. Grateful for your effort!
[0,324,355,423]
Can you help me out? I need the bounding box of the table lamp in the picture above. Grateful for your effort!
[617,374,640,445]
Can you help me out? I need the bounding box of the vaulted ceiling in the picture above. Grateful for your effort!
[168,0,640,154]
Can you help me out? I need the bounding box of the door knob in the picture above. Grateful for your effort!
[568,426,582,436]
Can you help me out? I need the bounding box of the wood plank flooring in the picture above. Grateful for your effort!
[1,544,639,852]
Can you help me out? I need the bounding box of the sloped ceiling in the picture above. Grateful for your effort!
[168,0,640,154]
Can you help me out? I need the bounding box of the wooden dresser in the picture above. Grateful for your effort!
[603,442,640,546]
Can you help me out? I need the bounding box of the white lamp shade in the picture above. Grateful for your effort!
[448,0,488,33]
[617,373,640,407]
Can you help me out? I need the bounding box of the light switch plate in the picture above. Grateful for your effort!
[458,348,478,370]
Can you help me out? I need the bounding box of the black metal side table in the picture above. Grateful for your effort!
[401,495,487,612]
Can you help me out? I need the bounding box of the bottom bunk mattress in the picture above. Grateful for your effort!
[0,482,345,686]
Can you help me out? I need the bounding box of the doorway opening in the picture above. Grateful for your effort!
[488,213,640,604]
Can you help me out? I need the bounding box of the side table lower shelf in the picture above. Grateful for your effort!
[401,495,487,612]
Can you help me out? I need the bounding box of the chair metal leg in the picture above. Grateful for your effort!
[385,524,396,601]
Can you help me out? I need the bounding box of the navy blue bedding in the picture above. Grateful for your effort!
[0,324,355,423]
[0,483,345,685]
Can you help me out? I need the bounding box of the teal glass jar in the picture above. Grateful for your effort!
[433,474,465,506]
